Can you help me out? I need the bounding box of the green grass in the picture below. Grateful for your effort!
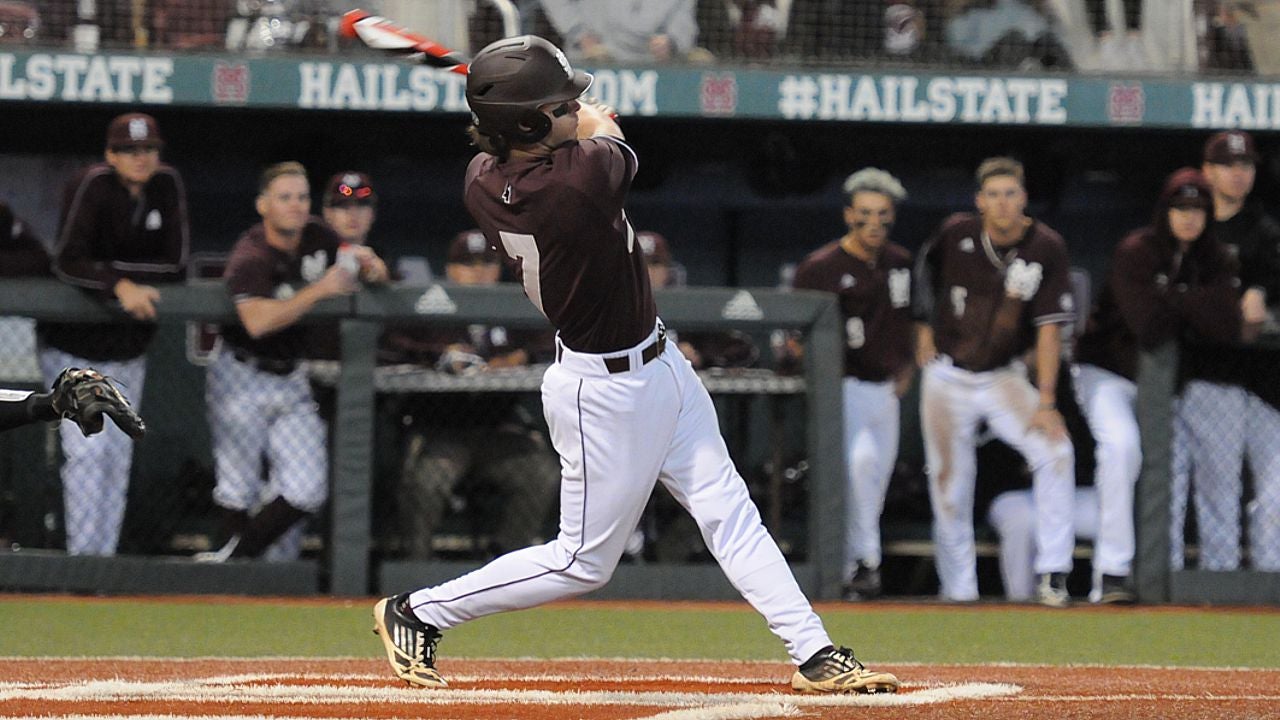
[2,597,1277,668]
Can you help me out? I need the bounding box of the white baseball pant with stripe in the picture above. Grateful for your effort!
[206,351,327,560]
[921,358,1075,601]
[408,322,834,665]
[989,487,1100,600]
[1171,380,1280,571]
[842,377,899,576]
[1071,363,1141,579]
[39,347,146,556]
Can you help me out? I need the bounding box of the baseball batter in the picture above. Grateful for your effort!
[1074,168,1240,599]
[373,35,898,696]
[914,156,1076,605]
[792,168,914,601]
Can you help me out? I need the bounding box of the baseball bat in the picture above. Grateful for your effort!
[339,9,470,75]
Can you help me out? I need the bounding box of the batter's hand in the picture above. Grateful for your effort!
[1028,407,1067,443]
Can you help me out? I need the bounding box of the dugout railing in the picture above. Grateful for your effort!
[0,278,849,600]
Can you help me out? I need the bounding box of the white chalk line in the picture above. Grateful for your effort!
[0,675,1019,709]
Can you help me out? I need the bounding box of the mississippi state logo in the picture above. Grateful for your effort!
[1004,259,1044,300]
[889,268,911,308]
[301,250,329,282]
[1108,83,1145,125]
[700,73,738,116]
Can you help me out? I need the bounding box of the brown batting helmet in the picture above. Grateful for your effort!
[466,35,592,145]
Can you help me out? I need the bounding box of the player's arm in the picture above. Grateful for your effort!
[912,236,942,366]
[235,266,357,339]
[1028,323,1067,441]
[0,389,57,433]
[576,101,623,140]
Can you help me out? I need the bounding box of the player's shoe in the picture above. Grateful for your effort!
[373,593,447,688]
[841,562,882,601]
[192,535,239,563]
[791,645,899,694]
[1096,574,1136,605]
[1036,572,1070,608]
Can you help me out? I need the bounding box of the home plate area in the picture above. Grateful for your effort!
[1,658,1278,720]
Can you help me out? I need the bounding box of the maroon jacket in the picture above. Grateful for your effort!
[1076,169,1241,381]
[40,162,189,361]
[793,239,914,381]
[0,202,50,278]
[914,213,1074,372]
[464,136,655,353]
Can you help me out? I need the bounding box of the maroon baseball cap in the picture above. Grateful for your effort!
[323,171,377,207]
[637,231,672,266]
[448,229,500,264]
[106,113,163,150]
[1203,130,1259,165]
[1161,167,1212,211]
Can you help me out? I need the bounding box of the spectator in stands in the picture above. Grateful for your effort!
[37,112,187,557]
[390,230,559,560]
[198,161,388,563]
[1084,0,1147,69]
[789,169,914,601]
[696,0,784,59]
[913,156,1076,606]
[1172,133,1280,572]
[944,0,1074,69]
[1072,167,1240,602]
[540,0,703,63]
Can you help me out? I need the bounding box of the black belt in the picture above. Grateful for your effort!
[559,329,667,374]
[232,348,298,376]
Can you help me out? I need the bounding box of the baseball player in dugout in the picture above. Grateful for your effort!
[197,161,389,563]
[372,35,899,695]
[913,156,1077,606]
[1170,131,1280,572]
[321,171,378,246]
[791,168,914,603]
[1069,167,1242,601]
[384,230,558,561]
[36,112,187,556]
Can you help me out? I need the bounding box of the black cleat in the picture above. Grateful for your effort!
[791,645,899,694]
[1096,574,1137,605]
[842,562,883,601]
[372,592,447,687]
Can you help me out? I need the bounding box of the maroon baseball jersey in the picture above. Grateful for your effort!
[793,240,914,381]
[1075,227,1241,381]
[39,162,189,361]
[915,212,1073,371]
[0,202,50,278]
[220,218,342,361]
[463,136,655,353]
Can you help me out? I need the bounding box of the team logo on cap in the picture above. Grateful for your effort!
[466,232,488,255]
[1228,132,1247,154]
[129,118,150,141]
[554,48,572,79]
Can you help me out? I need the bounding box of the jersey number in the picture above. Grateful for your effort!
[498,231,545,316]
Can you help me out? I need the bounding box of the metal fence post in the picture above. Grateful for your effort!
[1134,341,1177,603]
[329,318,379,596]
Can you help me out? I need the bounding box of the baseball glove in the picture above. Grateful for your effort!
[49,367,146,439]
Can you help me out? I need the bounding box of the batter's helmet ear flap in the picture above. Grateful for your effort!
[509,108,553,145]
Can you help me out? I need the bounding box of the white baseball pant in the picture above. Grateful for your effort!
[39,348,146,556]
[408,322,833,664]
[921,358,1075,601]
[842,377,899,576]
[1172,380,1280,571]
[988,487,1099,600]
[206,351,328,561]
[1071,363,1140,578]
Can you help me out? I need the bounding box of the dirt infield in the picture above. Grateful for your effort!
[1,657,1278,719]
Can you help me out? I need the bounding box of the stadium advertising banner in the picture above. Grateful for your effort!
[0,50,1275,130]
